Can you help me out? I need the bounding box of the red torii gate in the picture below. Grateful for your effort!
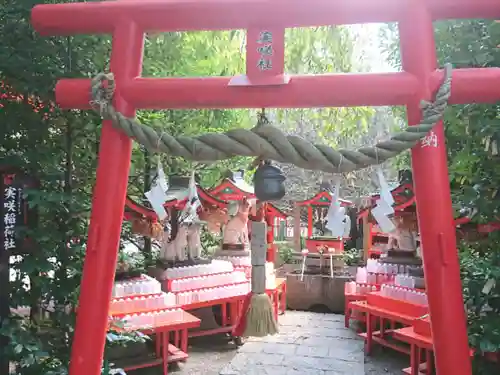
[30,1,500,375]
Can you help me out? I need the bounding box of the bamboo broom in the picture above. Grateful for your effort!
[232,221,278,337]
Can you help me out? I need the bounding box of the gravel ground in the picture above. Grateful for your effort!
[175,312,405,375]
[138,311,407,375]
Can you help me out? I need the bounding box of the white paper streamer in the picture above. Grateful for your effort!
[145,183,168,220]
[372,205,396,233]
[179,170,201,224]
[376,167,394,206]
[326,177,345,237]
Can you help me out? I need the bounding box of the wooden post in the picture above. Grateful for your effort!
[307,206,313,238]
[293,205,301,252]
[363,216,371,262]
[251,221,267,294]
[265,213,275,263]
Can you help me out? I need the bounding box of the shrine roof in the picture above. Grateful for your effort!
[209,177,255,200]
[266,202,289,219]
[295,190,353,207]
[357,183,415,220]
[211,177,290,218]
[124,184,227,221]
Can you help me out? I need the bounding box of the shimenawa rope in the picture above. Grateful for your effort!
[89,64,452,173]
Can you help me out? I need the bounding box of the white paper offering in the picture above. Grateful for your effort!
[372,205,396,233]
[327,178,341,220]
[327,206,346,238]
[343,214,351,238]
[375,198,395,216]
[179,170,201,224]
[145,182,168,220]
[157,160,169,193]
[376,167,394,206]
[326,177,345,237]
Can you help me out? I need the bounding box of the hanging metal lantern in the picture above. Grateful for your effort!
[253,161,286,201]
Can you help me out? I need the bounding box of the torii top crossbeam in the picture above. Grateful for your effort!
[30,1,500,375]
[33,0,500,110]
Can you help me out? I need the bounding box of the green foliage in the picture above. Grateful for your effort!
[276,242,294,264]
[380,19,500,369]
[200,229,221,257]
[278,26,375,146]
[0,2,381,374]
[342,248,363,266]
[0,2,251,374]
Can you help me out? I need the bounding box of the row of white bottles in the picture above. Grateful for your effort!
[235,266,251,278]
[110,293,177,315]
[170,271,247,292]
[356,264,417,284]
[121,308,185,330]
[215,256,251,267]
[165,260,233,279]
[345,281,377,295]
[395,274,416,289]
[176,283,251,305]
[365,272,395,284]
[365,260,411,275]
[381,285,428,305]
[112,276,161,298]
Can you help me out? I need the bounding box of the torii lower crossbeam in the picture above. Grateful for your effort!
[30,1,500,375]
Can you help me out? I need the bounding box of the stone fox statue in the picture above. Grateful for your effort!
[186,222,202,259]
[199,206,230,234]
[159,209,198,262]
[160,206,230,262]
[222,197,256,249]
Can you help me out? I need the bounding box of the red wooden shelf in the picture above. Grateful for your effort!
[171,280,249,294]
[109,305,181,318]
[359,330,411,355]
[181,294,246,310]
[165,271,241,290]
[366,292,428,318]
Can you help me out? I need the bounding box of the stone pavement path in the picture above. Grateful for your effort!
[220,311,367,375]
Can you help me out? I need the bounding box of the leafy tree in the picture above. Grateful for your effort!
[0,2,396,374]
[380,20,500,373]
[0,2,251,374]
[271,26,399,206]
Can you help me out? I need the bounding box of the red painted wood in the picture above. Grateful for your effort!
[53,69,500,110]
[68,21,145,375]
[399,4,471,374]
[366,292,428,318]
[296,190,352,207]
[32,0,500,36]
[31,1,500,374]
[305,238,344,253]
[242,27,286,86]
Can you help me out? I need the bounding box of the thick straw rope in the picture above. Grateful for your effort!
[90,64,452,173]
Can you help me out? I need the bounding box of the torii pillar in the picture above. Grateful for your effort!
[30,1,500,375]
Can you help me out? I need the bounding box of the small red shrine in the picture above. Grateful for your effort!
[295,190,352,253]
[357,183,416,259]
[30,1,500,375]
[359,183,500,258]
[209,173,288,263]
[124,184,227,222]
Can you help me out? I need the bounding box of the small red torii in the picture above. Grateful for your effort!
[30,1,500,375]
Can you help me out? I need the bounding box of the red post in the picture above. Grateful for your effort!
[239,27,287,86]
[69,22,144,375]
[307,206,313,238]
[266,213,275,263]
[399,4,471,375]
